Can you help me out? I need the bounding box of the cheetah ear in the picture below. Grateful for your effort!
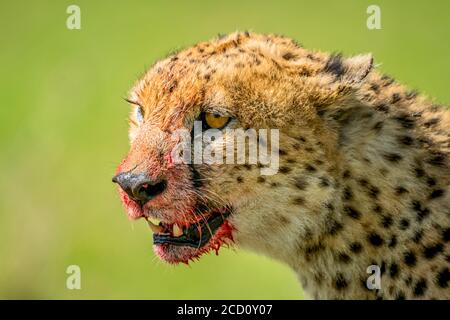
[342,54,373,84]
[325,53,373,85]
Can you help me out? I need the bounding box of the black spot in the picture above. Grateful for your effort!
[414,167,425,178]
[429,189,445,199]
[358,178,368,187]
[279,166,292,174]
[277,214,290,226]
[398,135,414,146]
[393,114,415,129]
[427,152,446,166]
[370,83,380,92]
[404,251,417,267]
[243,164,252,170]
[326,219,343,236]
[349,242,363,253]
[396,291,405,300]
[257,176,266,183]
[384,153,403,163]
[304,243,325,261]
[342,170,351,179]
[314,160,324,167]
[423,243,444,259]
[412,229,424,242]
[405,275,413,286]
[391,93,401,103]
[399,218,410,230]
[426,177,437,187]
[388,235,397,248]
[406,90,418,100]
[337,252,351,264]
[236,176,244,183]
[413,278,427,297]
[395,186,408,195]
[368,186,380,198]
[375,104,390,113]
[324,54,345,78]
[344,206,361,220]
[373,121,384,131]
[411,200,430,221]
[381,215,393,228]
[169,80,178,92]
[442,228,450,242]
[334,273,348,290]
[319,176,330,187]
[343,186,353,200]
[278,149,288,156]
[436,267,450,288]
[325,202,335,211]
[306,53,319,61]
[424,118,440,128]
[373,204,383,214]
[368,233,384,246]
[270,182,280,188]
[389,263,399,278]
[282,52,297,60]
[381,74,395,86]
[305,164,316,172]
[380,261,387,274]
[293,177,308,190]
[292,197,305,205]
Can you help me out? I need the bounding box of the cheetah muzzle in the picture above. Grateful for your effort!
[113,32,450,299]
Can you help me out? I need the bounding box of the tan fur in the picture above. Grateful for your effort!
[122,32,450,299]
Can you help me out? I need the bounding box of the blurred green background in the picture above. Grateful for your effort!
[0,0,449,299]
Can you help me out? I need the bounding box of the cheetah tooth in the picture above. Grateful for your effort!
[148,217,161,225]
[172,223,183,237]
[145,218,164,233]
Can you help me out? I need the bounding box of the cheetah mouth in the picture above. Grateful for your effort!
[147,207,233,249]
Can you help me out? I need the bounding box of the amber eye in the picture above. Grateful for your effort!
[203,112,230,129]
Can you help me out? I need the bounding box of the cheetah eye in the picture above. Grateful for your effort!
[135,106,144,123]
[202,112,231,130]
[125,98,145,124]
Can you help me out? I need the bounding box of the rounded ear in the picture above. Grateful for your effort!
[324,53,373,85]
[342,53,374,83]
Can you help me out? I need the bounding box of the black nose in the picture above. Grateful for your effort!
[112,172,167,205]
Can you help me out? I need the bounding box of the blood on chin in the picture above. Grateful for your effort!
[153,220,234,264]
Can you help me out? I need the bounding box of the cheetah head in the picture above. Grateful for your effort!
[112,32,373,264]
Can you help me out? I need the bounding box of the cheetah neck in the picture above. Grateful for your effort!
[277,84,449,299]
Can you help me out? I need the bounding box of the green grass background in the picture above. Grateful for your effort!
[0,0,448,299]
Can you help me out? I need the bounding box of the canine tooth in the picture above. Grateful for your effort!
[148,218,161,225]
[172,224,183,237]
[145,218,164,233]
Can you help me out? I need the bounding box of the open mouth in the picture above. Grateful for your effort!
[146,208,232,249]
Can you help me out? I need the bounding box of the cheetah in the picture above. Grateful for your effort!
[113,32,450,299]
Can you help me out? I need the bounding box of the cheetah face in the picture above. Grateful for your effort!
[113,101,260,264]
[112,33,374,264]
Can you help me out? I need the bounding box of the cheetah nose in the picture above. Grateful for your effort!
[112,172,167,205]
